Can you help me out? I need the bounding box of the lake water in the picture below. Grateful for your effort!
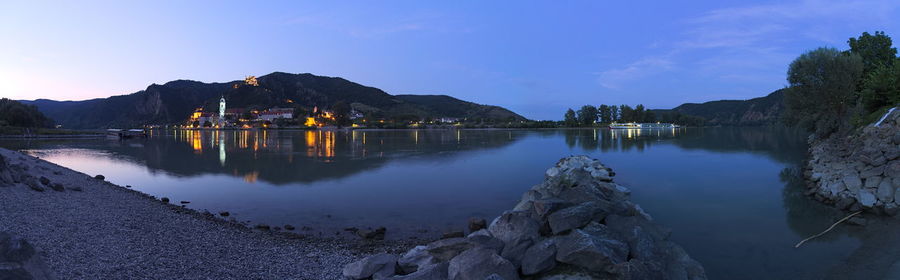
[1,128,896,279]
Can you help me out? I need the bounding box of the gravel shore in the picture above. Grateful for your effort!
[0,148,413,279]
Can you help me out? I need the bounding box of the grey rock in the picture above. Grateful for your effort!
[547,201,608,234]
[160,197,169,203]
[38,176,50,186]
[426,238,475,262]
[885,161,900,178]
[343,253,398,280]
[843,175,862,193]
[532,198,571,219]
[448,248,519,280]
[392,262,448,280]
[219,211,230,217]
[521,238,557,275]
[283,224,295,231]
[487,211,540,248]
[25,178,43,192]
[467,229,491,238]
[861,166,885,179]
[865,176,883,189]
[858,190,877,208]
[255,224,270,230]
[398,246,437,274]
[835,195,856,210]
[877,179,895,203]
[555,223,629,272]
[0,233,36,262]
[467,235,504,253]
[93,174,105,180]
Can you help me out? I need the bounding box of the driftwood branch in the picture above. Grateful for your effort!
[794,211,862,248]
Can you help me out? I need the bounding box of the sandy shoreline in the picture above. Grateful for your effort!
[0,148,415,279]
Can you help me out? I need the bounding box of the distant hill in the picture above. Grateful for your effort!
[655,89,785,126]
[21,72,526,128]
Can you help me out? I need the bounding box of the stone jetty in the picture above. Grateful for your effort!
[342,156,707,279]
[805,108,900,215]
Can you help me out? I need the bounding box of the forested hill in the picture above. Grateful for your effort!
[20,72,526,128]
[661,89,785,126]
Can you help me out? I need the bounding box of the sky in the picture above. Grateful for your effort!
[1,0,899,120]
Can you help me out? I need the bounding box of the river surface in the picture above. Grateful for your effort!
[1,127,897,279]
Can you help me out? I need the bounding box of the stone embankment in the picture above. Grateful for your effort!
[805,108,900,215]
[342,156,707,280]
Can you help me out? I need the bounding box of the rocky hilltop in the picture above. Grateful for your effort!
[342,156,706,280]
[805,108,900,214]
[663,89,785,126]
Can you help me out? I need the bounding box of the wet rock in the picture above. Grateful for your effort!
[342,253,398,280]
[468,218,487,232]
[180,201,190,204]
[219,211,230,217]
[160,197,169,203]
[255,224,270,230]
[555,223,629,272]
[835,195,856,210]
[25,178,43,192]
[521,238,557,275]
[68,186,82,192]
[38,176,50,186]
[357,227,387,240]
[283,224,295,231]
[94,174,105,180]
[448,247,519,280]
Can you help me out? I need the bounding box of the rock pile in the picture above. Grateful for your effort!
[342,156,707,280]
[0,153,72,192]
[805,108,900,215]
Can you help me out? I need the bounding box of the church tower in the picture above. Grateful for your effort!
[219,96,226,126]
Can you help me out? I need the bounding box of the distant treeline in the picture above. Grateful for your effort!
[0,98,53,128]
[562,104,704,127]
[783,31,900,137]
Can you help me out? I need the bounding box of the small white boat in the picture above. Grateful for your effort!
[609,122,681,129]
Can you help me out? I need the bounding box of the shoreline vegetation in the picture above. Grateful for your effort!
[0,148,419,279]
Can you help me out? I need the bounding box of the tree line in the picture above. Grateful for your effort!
[563,104,658,127]
[783,31,900,137]
[0,99,53,128]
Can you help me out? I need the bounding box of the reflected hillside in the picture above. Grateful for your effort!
[8,130,524,185]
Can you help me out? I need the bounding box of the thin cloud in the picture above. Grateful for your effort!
[597,57,674,89]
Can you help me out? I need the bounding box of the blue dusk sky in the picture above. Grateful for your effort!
[2,1,899,120]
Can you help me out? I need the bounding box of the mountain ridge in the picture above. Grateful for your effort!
[21,72,527,128]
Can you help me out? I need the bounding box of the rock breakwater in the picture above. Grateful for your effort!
[805,108,900,215]
[342,156,707,279]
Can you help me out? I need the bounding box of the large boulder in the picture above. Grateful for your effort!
[555,223,629,273]
[425,238,475,262]
[547,201,608,234]
[520,238,557,275]
[342,253,398,280]
[398,246,437,274]
[448,248,519,280]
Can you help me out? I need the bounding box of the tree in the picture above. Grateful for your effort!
[784,47,864,137]
[563,108,578,127]
[634,104,646,122]
[332,101,351,127]
[610,106,620,122]
[848,31,897,74]
[0,99,52,128]
[859,61,900,113]
[597,105,611,124]
[619,105,634,122]
[576,105,598,126]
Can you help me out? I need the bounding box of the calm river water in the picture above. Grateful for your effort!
[2,128,896,279]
